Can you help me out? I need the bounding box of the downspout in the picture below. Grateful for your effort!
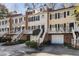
[25,12,28,40]
[9,16,13,34]
[9,15,13,42]
[46,8,49,42]
[25,12,28,30]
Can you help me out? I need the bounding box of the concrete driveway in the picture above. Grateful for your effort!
[24,45,79,56]
[0,43,79,56]
[37,45,79,56]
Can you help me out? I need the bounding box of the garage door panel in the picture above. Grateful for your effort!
[51,35,64,44]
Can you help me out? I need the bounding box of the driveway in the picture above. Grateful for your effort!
[0,43,37,56]
[0,43,79,56]
[33,45,79,56]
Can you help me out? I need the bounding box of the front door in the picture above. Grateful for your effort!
[69,23,74,32]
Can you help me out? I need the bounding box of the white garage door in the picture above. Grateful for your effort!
[51,35,64,44]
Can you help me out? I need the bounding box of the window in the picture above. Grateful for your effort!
[15,19,18,23]
[58,24,60,31]
[64,12,66,18]
[55,13,57,19]
[31,17,33,21]
[50,25,52,30]
[32,26,33,29]
[37,16,40,21]
[50,14,52,20]
[35,16,39,21]
[55,24,57,31]
[19,18,22,23]
[5,20,7,24]
[2,21,4,25]
[52,14,55,19]
[34,16,35,21]
[29,16,40,22]
[67,11,70,16]
[2,28,4,32]
[58,13,60,19]
[36,17,38,21]
[64,23,66,32]
[28,26,30,29]
[5,28,6,31]
[0,21,1,25]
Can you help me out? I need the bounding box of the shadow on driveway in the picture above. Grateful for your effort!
[39,44,79,56]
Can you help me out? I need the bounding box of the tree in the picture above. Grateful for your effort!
[74,6,79,21]
[0,4,9,19]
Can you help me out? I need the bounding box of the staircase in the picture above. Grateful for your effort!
[36,27,43,42]
[11,30,24,42]
[36,27,47,46]
[72,28,76,47]
[1,31,8,37]
[39,29,47,45]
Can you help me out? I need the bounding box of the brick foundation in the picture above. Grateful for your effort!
[64,33,73,44]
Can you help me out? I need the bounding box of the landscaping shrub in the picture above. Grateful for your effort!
[0,37,5,42]
[2,42,14,46]
[15,39,26,44]
[2,39,26,46]
[0,37,8,42]
[25,41,38,48]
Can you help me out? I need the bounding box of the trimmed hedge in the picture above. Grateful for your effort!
[25,41,38,48]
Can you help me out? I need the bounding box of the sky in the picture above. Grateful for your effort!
[3,3,26,14]
[3,3,43,14]
[3,3,73,15]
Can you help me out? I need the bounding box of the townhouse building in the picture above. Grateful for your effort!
[0,4,79,48]
[26,5,79,48]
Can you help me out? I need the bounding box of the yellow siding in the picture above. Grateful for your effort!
[49,7,76,25]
